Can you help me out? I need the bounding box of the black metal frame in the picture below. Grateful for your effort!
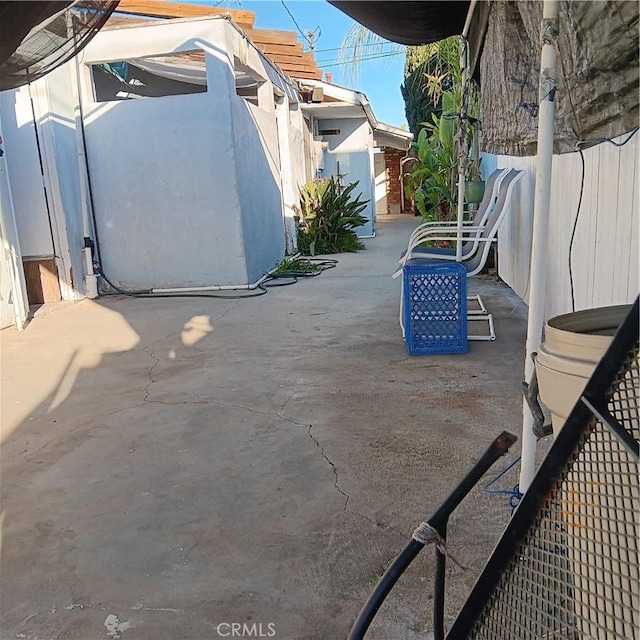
[446,296,639,638]
[347,431,518,640]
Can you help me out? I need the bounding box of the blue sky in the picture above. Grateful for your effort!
[192,0,407,126]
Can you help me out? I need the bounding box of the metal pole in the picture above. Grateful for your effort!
[453,0,478,261]
[455,38,469,261]
[433,524,448,640]
[462,0,478,38]
[347,432,517,640]
[519,0,559,492]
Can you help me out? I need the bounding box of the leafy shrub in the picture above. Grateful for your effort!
[406,91,456,223]
[296,177,369,255]
[406,86,483,223]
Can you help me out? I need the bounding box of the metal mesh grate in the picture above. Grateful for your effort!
[403,262,468,355]
[609,349,640,442]
[456,340,639,639]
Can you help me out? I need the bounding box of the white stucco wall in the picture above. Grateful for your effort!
[1,67,87,300]
[0,87,53,258]
[373,152,387,216]
[0,228,16,328]
[276,99,306,254]
[317,117,376,237]
[0,142,27,329]
[77,17,293,290]
[232,96,285,282]
[0,220,15,328]
[36,63,88,298]
[495,132,639,320]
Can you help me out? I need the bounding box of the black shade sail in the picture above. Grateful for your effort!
[328,1,470,45]
[0,1,120,90]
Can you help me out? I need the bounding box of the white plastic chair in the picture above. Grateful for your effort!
[397,169,525,341]
[402,167,509,263]
[395,169,521,276]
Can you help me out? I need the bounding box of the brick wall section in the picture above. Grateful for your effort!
[384,149,405,214]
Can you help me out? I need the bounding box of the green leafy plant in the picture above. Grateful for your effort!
[401,37,460,137]
[272,257,320,276]
[406,79,486,220]
[406,91,457,222]
[296,177,368,255]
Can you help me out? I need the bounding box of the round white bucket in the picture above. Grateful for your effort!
[535,304,632,435]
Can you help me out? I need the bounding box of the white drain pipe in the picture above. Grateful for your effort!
[519,0,560,493]
[151,254,302,294]
[72,55,98,298]
[153,273,270,294]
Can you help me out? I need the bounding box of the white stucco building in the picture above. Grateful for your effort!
[299,80,412,237]
[0,15,412,330]
[0,16,309,329]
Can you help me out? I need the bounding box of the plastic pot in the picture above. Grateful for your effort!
[535,304,632,435]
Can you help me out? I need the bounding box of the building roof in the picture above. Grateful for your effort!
[298,79,412,151]
[104,0,323,81]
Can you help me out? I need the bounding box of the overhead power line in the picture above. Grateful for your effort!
[281,0,314,49]
[317,51,403,69]
[312,42,401,55]
[316,50,403,64]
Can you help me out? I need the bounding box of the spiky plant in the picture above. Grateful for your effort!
[296,177,368,255]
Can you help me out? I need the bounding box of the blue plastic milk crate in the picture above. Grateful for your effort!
[402,260,468,355]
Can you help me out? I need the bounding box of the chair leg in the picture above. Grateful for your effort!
[399,283,406,338]
[467,294,488,315]
[401,282,494,342]
[468,313,496,341]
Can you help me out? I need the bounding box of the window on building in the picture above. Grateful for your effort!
[91,51,207,102]
[233,58,265,107]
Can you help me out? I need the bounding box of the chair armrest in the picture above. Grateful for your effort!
[406,227,484,247]
[410,225,484,241]
[413,220,474,228]
[409,233,483,243]
[409,220,475,242]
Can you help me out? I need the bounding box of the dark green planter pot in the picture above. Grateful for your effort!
[465,180,486,204]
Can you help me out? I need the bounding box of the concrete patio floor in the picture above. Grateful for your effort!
[1,215,530,640]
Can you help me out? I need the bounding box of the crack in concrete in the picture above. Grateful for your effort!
[276,393,296,419]
[140,346,294,419]
[307,425,405,539]
[143,351,161,401]
[212,302,240,323]
[136,302,239,354]
[107,356,406,540]
[307,423,351,510]
[61,350,161,428]
[142,388,308,431]
[19,434,65,463]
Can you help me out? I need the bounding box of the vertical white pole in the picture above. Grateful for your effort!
[71,57,99,298]
[519,0,560,492]
[455,38,469,261]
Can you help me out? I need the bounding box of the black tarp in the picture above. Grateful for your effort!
[0,0,120,90]
[0,2,72,66]
[328,1,470,45]
[329,0,639,156]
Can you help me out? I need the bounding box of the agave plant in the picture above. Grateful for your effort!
[296,177,369,255]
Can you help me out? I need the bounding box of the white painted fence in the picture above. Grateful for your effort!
[496,131,639,320]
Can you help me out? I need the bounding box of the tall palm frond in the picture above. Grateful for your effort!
[337,23,404,85]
